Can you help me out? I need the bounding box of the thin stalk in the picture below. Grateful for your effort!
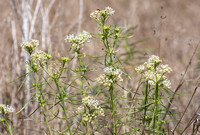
[35,73,52,135]
[152,83,159,135]
[54,80,72,134]
[108,45,113,65]
[77,50,85,97]
[4,119,12,135]
[110,84,117,135]
[101,16,118,134]
[86,121,89,135]
[41,104,52,135]
[142,82,149,135]
[173,83,199,133]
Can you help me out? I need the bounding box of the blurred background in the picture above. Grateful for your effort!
[1,0,200,134]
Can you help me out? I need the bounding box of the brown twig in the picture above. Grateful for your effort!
[172,82,200,133]
[180,108,199,134]
[162,42,200,122]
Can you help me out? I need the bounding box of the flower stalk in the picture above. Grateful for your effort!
[35,72,52,135]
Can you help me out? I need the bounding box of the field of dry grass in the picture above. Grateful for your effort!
[1,0,200,134]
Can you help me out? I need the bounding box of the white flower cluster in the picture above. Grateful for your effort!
[77,96,104,123]
[105,7,115,16]
[147,55,162,65]
[65,31,92,50]
[90,10,101,21]
[157,64,172,74]
[90,7,115,21]
[162,79,171,89]
[82,96,99,108]
[135,55,172,88]
[135,65,145,73]
[21,39,39,54]
[31,50,51,68]
[96,66,123,87]
[0,104,14,114]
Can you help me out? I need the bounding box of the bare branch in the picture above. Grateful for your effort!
[29,0,41,39]
[77,0,83,33]
[10,0,24,37]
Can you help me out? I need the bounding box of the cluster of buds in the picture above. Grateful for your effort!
[0,104,14,115]
[65,31,92,50]
[96,66,123,87]
[135,55,172,88]
[21,39,52,72]
[90,7,115,21]
[21,39,39,54]
[48,62,62,78]
[31,50,51,71]
[61,57,70,63]
[77,96,104,123]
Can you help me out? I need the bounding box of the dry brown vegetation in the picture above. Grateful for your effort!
[1,0,200,134]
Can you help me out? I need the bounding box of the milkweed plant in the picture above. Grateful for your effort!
[9,6,178,135]
[0,104,14,135]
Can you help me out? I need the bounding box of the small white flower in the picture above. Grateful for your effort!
[162,79,171,89]
[77,96,104,122]
[105,7,115,16]
[146,55,162,68]
[31,50,51,68]
[65,34,75,43]
[97,67,123,86]
[90,7,115,21]
[65,31,92,50]
[31,40,39,46]
[135,65,145,73]
[157,64,172,74]
[21,39,39,54]
[143,70,155,81]
[0,104,14,114]
[90,10,101,20]
[83,96,99,108]
[77,106,84,114]
[136,55,172,88]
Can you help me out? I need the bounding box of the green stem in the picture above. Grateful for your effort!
[108,45,113,65]
[4,119,12,135]
[142,82,149,135]
[86,121,89,135]
[55,80,72,134]
[101,17,117,134]
[35,73,52,135]
[41,104,52,135]
[153,83,159,135]
[110,84,117,135]
[77,50,85,97]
